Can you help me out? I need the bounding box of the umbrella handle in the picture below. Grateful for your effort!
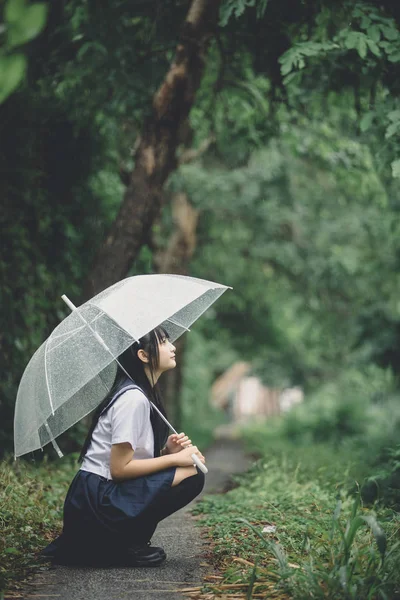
[192,453,208,474]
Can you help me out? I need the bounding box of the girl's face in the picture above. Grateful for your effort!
[157,334,176,374]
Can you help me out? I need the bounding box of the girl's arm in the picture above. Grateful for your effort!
[110,442,204,481]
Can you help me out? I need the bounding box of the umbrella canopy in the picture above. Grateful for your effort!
[14,274,229,458]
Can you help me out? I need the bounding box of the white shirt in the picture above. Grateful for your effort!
[80,388,154,480]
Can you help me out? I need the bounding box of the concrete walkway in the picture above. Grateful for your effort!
[12,437,251,600]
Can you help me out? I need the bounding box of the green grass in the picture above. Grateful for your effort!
[193,432,400,599]
[0,454,77,595]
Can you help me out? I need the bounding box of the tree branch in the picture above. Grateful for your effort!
[178,134,215,164]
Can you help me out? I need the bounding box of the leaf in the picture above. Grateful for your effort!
[388,52,400,63]
[5,547,20,554]
[339,565,348,590]
[333,499,342,521]
[8,3,48,48]
[246,559,258,600]
[77,42,108,61]
[343,31,370,59]
[344,31,360,50]
[219,0,256,27]
[367,25,381,42]
[0,53,27,103]
[385,122,400,139]
[4,0,26,24]
[361,515,387,558]
[256,0,268,19]
[388,110,400,122]
[343,515,365,559]
[381,25,399,41]
[357,37,367,59]
[391,159,400,179]
[360,111,374,132]
[279,48,297,76]
[360,16,371,30]
[366,38,380,57]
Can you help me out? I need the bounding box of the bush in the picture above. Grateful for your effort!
[281,366,397,446]
[0,454,77,594]
[246,365,400,510]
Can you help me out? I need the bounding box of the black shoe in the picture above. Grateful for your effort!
[41,540,166,568]
[124,544,166,567]
[141,540,166,558]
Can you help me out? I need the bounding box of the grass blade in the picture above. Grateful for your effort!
[246,559,258,600]
[361,515,387,559]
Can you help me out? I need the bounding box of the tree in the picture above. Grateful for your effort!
[83,0,221,298]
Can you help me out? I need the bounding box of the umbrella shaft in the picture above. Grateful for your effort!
[148,401,178,435]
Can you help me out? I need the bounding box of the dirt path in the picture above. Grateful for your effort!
[9,436,251,600]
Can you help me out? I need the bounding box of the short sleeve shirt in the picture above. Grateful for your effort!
[80,388,154,480]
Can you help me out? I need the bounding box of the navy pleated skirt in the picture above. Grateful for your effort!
[42,467,176,563]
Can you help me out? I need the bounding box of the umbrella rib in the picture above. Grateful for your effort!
[44,337,55,416]
[165,317,190,332]
[48,325,86,351]
[44,422,63,457]
[49,312,104,347]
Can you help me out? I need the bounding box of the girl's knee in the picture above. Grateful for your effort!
[172,466,197,487]
[194,469,205,495]
[172,467,205,496]
[187,469,205,496]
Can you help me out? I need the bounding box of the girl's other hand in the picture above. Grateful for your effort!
[173,445,205,467]
[166,432,192,454]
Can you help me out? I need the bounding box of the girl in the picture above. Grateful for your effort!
[41,326,206,567]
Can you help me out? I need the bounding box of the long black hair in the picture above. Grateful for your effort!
[78,326,170,462]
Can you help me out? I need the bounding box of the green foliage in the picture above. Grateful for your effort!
[170,110,400,387]
[280,366,398,445]
[243,364,400,512]
[6,0,47,48]
[0,454,77,594]
[219,0,268,27]
[0,88,122,453]
[361,445,400,510]
[279,41,340,75]
[276,1,400,182]
[180,327,234,449]
[0,0,197,456]
[0,53,26,103]
[0,0,48,103]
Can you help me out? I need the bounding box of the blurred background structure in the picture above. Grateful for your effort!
[211,362,303,422]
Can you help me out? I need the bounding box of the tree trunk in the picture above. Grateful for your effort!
[155,192,199,426]
[83,0,220,299]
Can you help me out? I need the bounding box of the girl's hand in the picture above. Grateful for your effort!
[166,432,192,454]
[173,445,205,467]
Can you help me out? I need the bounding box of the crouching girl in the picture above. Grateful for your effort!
[41,327,205,567]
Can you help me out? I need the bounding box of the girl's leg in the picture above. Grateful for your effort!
[172,466,197,486]
[135,470,205,543]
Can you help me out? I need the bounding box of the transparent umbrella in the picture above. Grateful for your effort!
[14,274,230,468]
